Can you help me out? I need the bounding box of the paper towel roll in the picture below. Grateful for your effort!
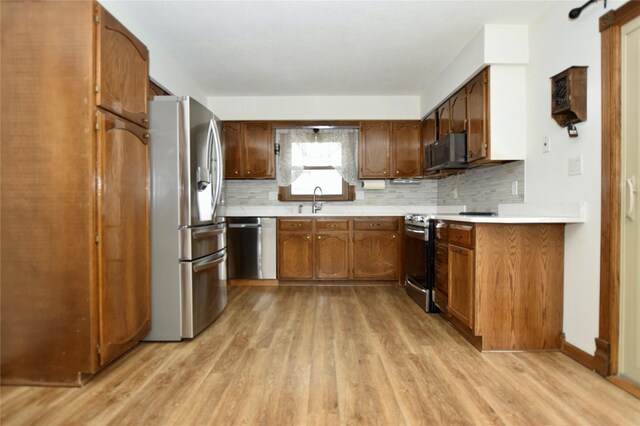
[361,180,385,190]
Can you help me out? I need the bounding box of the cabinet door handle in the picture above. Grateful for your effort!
[392,234,396,239]
[306,235,310,240]
[626,176,637,220]
[317,236,321,240]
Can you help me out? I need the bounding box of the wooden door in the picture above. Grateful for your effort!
[467,69,489,162]
[96,4,149,128]
[97,110,151,366]
[315,232,350,279]
[450,87,467,133]
[422,111,438,146]
[352,231,399,279]
[437,103,451,138]
[448,244,474,329]
[359,122,391,178]
[278,232,313,279]
[242,122,274,178]
[223,122,243,178]
[391,121,422,178]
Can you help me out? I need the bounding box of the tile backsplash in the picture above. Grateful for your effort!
[223,179,438,207]
[437,161,525,211]
[223,161,524,212]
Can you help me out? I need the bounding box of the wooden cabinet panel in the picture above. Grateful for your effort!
[449,223,474,248]
[1,1,150,385]
[278,232,313,279]
[391,121,422,177]
[437,103,451,138]
[467,69,489,163]
[222,122,242,178]
[448,244,475,329]
[359,122,391,178]
[450,87,467,133]
[422,111,438,146]
[352,231,400,279]
[315,232,350,279]
[97,111,151,366]
[316,219,349,231]
[353,218,399,231]
[96,5,149,128]
[279,219,313,231]
[243,122,274,178]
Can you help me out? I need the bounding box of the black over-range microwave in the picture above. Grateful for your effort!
[424,133,468,175]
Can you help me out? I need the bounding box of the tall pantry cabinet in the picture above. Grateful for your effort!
[1,2,151,385]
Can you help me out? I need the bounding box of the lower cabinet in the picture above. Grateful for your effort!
[277,217,401,281]
[440,221,565,351]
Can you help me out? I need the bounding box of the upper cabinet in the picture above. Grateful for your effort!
[391,121,422,178]
[449,87,467,133]
[437,103,451,139]
[359,121,391,178]
[466,69,489,163]
[222,122,274,179]
[359,121,422,179]
[96,4,149,128]
[422,111,438,147]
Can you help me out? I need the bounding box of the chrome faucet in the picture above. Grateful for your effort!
[312,186,323,214]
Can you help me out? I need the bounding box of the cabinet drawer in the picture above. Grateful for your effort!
[278,219,312,231]
[435,262,448,294]
[449,224,474,247]
[316,219,349,231]
[435,222,448,241]
[435,242,448,263]
[353,218,399,231]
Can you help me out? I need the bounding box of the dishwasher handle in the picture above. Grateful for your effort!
[228,223,262,229]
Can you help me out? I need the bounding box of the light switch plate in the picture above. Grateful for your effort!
[568,156,583,176]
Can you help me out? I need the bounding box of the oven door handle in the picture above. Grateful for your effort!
[405,227,428,240]
[406,279,427,294]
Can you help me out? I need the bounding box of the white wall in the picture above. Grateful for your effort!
[100,1,209,105]
[207,96,420,120]
[525,0,623,354]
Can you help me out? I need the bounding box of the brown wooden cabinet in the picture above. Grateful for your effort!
[391,121,422,177]
[1,2,150,385]
[422,111,438,147]
[96,5,149,128]
[450,87,467,133]
[277,217,401,281]
[277,219,314,279]
[441,221,565,351]
[352,218,400,279]
[222,121,274,179]
[359,121,391,178]
[437,102,451,138]
[97,110,151,367]
[359,121,422,179]
[466,69,489,163]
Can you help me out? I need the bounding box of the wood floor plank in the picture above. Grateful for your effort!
[2,286,639,425]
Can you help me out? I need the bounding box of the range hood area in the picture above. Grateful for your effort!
[424,133,468,174]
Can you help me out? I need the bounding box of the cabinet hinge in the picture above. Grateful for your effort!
[95,85,100,94]
[94,14,100,24]
[274,143,280,155]
[95,234,100,244]
[94,121,100,132]
[96,344,101,355]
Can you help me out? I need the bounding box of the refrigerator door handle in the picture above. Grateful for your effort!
[196,120,215,192]
[211,118,223,213]
[192,252,226,273]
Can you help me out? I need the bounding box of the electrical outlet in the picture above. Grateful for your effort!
[511,181,518,195]
[542,136,551,153]
[568,156,583,176]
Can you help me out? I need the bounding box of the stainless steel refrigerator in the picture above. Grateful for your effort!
[144,96,226,341]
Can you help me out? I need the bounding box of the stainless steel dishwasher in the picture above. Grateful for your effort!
[227,217,277,279]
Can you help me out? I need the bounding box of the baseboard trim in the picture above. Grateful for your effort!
[594,337,611,376]
[560,334,595,370]
[230,279,279,286]
[607,376,640,399]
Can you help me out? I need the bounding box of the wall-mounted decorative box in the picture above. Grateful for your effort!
[550,66,588,127]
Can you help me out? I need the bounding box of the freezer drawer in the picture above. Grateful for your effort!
[180,249,227,338]
[179,222,226,261]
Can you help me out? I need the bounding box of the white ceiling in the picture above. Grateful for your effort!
[114,1,553,96]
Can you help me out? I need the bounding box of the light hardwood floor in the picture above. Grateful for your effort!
[2,285,639,425]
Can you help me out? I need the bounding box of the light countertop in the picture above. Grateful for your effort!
[221,202,586,224]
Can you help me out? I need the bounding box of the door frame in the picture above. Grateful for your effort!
[597,0,640,379]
